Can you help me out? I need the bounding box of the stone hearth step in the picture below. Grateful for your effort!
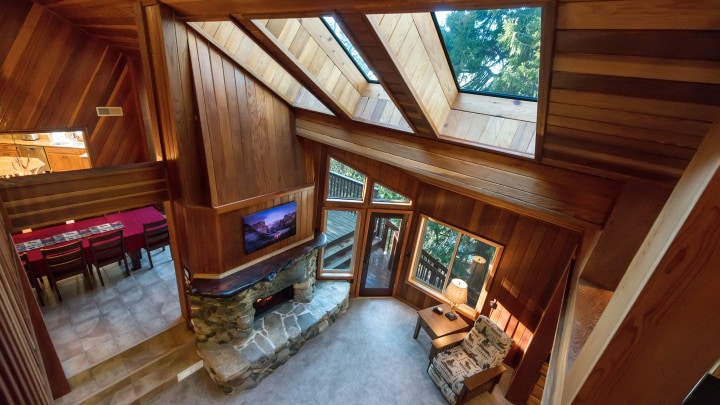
[198,280,350,393]
[55,321,201,405]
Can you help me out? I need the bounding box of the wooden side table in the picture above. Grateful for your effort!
[413,303,470,340]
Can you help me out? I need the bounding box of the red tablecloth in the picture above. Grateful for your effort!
[13,206,165,277]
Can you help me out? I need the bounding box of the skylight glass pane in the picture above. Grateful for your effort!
[322,16,379,83]
[434,8,541,100]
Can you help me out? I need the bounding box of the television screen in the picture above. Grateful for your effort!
[243,201,297,254]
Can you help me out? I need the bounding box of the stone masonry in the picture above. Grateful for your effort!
[197,281,350,393]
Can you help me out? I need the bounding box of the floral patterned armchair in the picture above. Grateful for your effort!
[427,315,513,404]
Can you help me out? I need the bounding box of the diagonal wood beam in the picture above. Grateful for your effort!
[334,10,439,139]
[230,15,353,120]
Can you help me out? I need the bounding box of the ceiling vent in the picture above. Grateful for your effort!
[96,107,123,117]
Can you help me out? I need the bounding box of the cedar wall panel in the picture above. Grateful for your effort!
[544,0,720,183]
[185,187,315,275]
[188,30,310,207]
[0,1,147,168]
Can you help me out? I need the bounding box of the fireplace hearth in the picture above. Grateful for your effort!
[187,233,350,393]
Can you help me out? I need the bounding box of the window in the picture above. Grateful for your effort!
[372,182,410,205]
[320,209,360,276]
[434,7,541,100]
[410,216,503,312]
[322,16,379,83]
[326,158,367,202]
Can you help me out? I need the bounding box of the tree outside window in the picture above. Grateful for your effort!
[435,7,541,99]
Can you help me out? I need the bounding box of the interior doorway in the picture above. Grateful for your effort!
[359,212,408,296]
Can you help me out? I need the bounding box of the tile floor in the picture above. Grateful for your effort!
[37,247,182,378]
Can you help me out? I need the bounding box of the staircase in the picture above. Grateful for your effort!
[526,361,549,405]
[55,322,202,405]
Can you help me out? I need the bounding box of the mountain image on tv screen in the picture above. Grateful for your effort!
[243,201,297,254]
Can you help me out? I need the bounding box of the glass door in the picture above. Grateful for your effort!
[359,212,408,296]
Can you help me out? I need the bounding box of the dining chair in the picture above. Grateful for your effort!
[89,229,129,286]
[19,252,44,306]
[41,240,93,301]
[142,218,170,269]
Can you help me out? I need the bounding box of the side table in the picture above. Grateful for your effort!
[413,303,470,340]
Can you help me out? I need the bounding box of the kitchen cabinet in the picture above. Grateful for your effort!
[0,144,18,157]
[45,146,86,172]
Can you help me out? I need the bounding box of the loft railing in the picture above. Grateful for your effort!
[327,172,363,200]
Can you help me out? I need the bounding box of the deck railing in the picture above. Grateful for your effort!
[328,172,363,200]
[416,250,447,290]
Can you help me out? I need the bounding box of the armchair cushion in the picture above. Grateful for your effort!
[430,345,483,400]
[461,315,513,369]
[427,315,513,404]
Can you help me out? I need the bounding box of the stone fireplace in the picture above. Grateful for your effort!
[187,233,350,392]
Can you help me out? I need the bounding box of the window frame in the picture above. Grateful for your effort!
[407,215,504,317]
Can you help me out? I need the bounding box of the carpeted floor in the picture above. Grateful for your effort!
[149,297,512,405]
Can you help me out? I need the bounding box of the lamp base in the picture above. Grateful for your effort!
[445,311,458,321]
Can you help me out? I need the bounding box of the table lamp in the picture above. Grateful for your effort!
[444,278,468,320]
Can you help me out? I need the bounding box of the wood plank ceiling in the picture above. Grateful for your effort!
[31,0,720,191]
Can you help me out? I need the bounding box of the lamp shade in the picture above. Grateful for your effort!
[445,278,468,306]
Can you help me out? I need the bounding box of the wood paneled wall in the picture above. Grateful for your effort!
[0,0,147,168]
[144,7,316,275]
[188,30,311,207]
[184,187,315,276]
[397,185,580,361]
[0,217,53,404]
[544,0,720,183]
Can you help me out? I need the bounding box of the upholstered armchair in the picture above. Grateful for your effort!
[427,315,513,404]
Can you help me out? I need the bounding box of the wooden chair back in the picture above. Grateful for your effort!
[89,229,129,283]
[41,240,91,301]
[143,219,170,269]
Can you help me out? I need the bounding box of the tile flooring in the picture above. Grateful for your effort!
[37,247,182,378]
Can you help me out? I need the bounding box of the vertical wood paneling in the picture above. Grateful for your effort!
[0,218,54,404]
[189,32,310,206]
[0,2,147,168]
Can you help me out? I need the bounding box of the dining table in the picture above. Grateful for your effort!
[13,206,165,278]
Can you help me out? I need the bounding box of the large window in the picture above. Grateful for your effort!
[410,216,503,312]
[434,8,541,100]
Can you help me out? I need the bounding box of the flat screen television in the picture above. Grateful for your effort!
[243,201,297,254]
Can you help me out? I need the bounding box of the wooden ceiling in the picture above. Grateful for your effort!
[32,0,720,186]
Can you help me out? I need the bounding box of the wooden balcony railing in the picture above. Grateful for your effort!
[416,250,447,290]
[327,172,363,200]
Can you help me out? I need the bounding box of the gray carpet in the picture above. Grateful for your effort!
[149,298,510,404]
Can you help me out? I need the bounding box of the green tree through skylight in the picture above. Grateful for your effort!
[435,8,541,99]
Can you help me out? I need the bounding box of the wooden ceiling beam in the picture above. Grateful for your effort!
[334,10,439,139]
[229,15,353,119]
[295,110,622,229]
[162,1,549,20]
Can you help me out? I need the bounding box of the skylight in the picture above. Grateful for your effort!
[434,8,541,100]
[322,16,379,83]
